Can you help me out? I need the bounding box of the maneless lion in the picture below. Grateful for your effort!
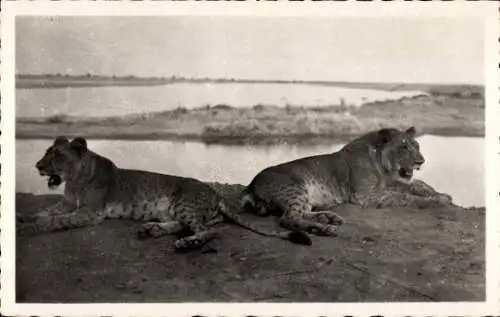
[241,127,453,236]
[17,136,311,251]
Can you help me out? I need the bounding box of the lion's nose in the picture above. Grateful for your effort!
[35,160,44,170]
[415,157,425,166]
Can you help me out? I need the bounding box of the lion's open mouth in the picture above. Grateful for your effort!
[47,175,62,189]
[398,167,413,179]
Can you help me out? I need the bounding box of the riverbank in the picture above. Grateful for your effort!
[16,94,484,145]
[15,182,485,302]
[16,75,485,95]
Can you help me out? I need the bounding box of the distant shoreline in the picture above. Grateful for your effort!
[15,131,484,146]
[16,74,484,96]
[16,94,485,146]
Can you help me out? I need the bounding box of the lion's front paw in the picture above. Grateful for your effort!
[174,236,207,252]
[419,194,453,209]
[136,223,164,239]
[312,211,344,226]
[16,213,27,223]
[17,210,54,224]
[308,224,338,237]
[435,193,453,205]
[16,213,37,224]
[36,210,52,218]
[426,194,453,207]
[17,223,38,236]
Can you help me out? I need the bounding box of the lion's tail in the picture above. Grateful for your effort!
[217,200,312,246]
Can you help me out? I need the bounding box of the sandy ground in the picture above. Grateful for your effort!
[15,183,485,302]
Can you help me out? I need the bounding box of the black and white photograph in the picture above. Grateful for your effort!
[1,1,499,316]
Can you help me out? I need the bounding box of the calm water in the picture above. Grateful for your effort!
[16,83,426,118]
[16,135,484,207]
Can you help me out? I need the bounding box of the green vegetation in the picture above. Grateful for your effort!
[16,94,484,145]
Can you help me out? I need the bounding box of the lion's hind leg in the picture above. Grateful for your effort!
[136,221,183,239]
[248,174,341,237]
[273,190,340,237]
[252,200,275,217]
[280,212,339,236]
[173,222,218,252]
[242,192,278,217]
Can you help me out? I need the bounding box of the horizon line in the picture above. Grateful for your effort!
[15,73,484,87]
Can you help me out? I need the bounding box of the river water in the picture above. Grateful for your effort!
[16,135,484,207]
[16,83,426,118]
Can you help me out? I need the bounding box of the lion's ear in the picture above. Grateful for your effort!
[70,137,88,157]
[54,136,69,146]
[405,127,417,137]
[377,128,394,144]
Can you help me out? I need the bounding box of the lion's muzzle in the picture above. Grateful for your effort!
[398,167,413,180]
[410,151,425,172]
[35,160,49,176]
[414,156,425,170]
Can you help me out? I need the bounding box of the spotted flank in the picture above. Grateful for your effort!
[17,136,311,252]
[242,127,454,237]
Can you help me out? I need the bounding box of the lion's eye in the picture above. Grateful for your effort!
[54,149,62,156]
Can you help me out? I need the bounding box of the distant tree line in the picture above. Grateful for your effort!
[15,73,301,84]
[16,73,172,81]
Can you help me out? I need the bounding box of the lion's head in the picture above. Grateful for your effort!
[376,127,425,184]
[35,136,88,189]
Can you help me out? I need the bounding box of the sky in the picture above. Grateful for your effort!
[16,16,484,84]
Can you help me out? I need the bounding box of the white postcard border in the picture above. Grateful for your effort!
[1,1,498,316]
